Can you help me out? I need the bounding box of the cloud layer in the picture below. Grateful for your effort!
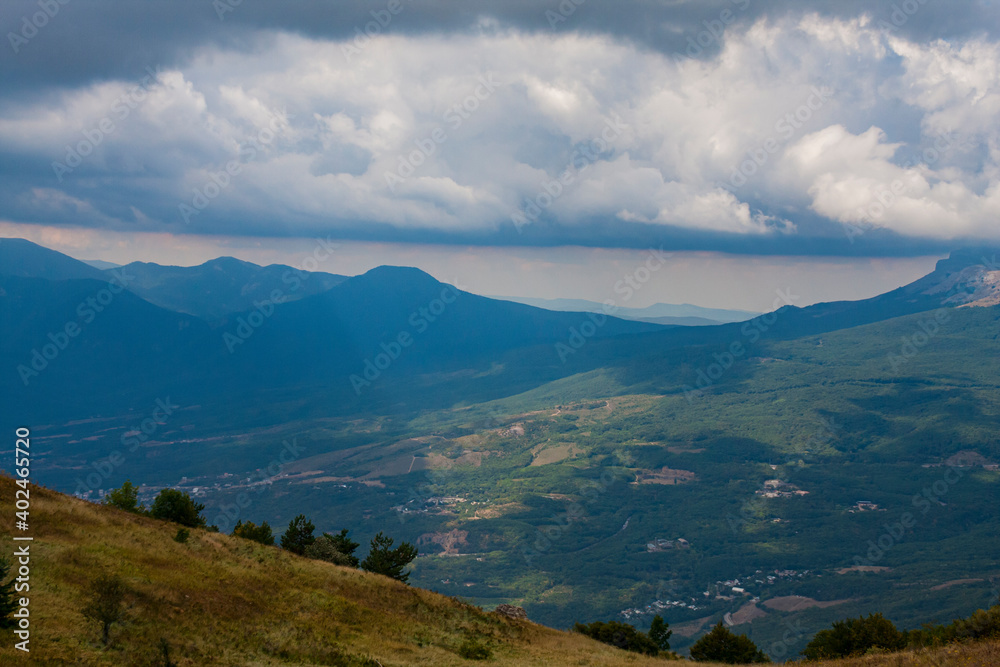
[2,1,999,254]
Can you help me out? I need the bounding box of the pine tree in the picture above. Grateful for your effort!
[649,614,672,651]
[360,532,418,583]
[328,529,361,567]
[280,515,316,555]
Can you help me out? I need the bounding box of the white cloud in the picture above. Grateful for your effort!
[782,124,1000,239]
[1,14,999,244]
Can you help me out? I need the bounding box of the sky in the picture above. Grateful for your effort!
[1,0,998,308]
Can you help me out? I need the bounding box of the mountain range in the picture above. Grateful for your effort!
[2,238,999,658]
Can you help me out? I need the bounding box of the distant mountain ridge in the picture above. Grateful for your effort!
[0,239,661,417]
[82,259,122,270]
[0,237,107,281]
[491,296,758,326]
[110,256,347,322]
[3,238,999,422]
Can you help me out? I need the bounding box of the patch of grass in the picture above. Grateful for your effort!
[457,637,492,660]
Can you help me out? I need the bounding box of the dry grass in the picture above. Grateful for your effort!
[808,641,1000,666]
[0,477,674,666]
[0,477,996,666]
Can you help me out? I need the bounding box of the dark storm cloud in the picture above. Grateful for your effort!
[3,0,997,90]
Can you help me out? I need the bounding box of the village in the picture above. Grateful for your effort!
[618,568,813,621]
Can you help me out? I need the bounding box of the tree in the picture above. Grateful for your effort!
[327,529,360,567]
[148,489,206,528]
[802,613,907,659]
[232,520,275,546]
[908,601,1000,648]
[649,615,672,651]
[573,620,659,655]
[304,535,354,566]
[360,532,418,583]
[81,574,128,646]
[948,606,1000,642]
[102,480,144,514]
[0,559,17,629]
[280,515,316,555]
[690,622,770,663]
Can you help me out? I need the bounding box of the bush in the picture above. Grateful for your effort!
[457,638,492,660]
[802,613,907,660]
[280,514,316,555]
[326,529,361,567]
[102,480,144,514]
[304,535,354,566]
[81,574,128,646]
[573,620,660,656]
[173,528,190,543]
[909,603,1000,647]
[232,520,275,546]
[690,622,770,663]
[149,489,206,528]
[360,532,418,583]
[950,606,1000,641]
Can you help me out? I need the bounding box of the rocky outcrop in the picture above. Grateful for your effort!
[494,604,528,621]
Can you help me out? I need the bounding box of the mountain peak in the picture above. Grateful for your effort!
[352,265,443,288]
[913,247,1000,308]
[203,256,260,270]
[0,237,106,281]
[936,247,1000,274]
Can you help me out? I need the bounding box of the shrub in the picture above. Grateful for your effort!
[573,619,660,656]
[802,613,907,660]
[149,489,206,528]
[81,574,128,646]
[457,638,492,660]
[690,622,770,663]
[232,520,275,546]
[327,529,361,567]
[909,603,1000,647]
[304,535,354,566]
[360,532,418,583]
[950,606,1000,641]
[102,480,144,514]
[280,514,316,555]
[173,528,190,543]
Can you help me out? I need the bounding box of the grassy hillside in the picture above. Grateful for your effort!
[811,641,1000,666]
[0,476,674,666]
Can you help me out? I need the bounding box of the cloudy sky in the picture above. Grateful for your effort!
[2,0,998,308]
